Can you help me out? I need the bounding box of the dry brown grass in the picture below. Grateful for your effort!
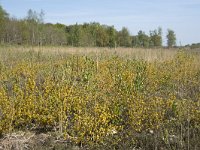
[0,45,182,62]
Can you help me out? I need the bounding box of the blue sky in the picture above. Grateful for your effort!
[1,0,200,45]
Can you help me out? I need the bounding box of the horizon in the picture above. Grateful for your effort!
[1,0,200,46]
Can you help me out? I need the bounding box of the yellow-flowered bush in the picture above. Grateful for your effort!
[0,48,200,149]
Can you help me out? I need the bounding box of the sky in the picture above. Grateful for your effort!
[1,0,200,45]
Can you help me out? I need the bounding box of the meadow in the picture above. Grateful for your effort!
[0,45,200,149]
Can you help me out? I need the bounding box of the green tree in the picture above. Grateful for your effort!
[96,26,109,47]
[132,36,140,47]
[26,9,44,23]
[137,30,149,48]
[149,27,162,47]
[166,29,176,48]
[107,26,117,48]
[19,20,30,44]
[25,9,45,45]
[0,5,9,43]
[118,27,132,47]
[67,24,83,46]
[4,18,22,44]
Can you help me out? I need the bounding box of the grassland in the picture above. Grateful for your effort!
[0,46,200,149]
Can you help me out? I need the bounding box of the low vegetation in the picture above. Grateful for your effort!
[0,46,200,149]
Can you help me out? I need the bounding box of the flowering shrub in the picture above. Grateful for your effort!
[0,49,200,149]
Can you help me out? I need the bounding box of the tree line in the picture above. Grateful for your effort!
[0,6,176,48]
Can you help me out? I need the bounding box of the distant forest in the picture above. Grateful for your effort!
[1,5,199,48]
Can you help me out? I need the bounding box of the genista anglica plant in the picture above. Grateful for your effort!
[0,47,200,149]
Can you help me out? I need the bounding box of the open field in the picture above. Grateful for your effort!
[0,46,200,149]
[0,45,185,61]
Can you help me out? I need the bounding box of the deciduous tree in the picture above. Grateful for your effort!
[166,29,176,48]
